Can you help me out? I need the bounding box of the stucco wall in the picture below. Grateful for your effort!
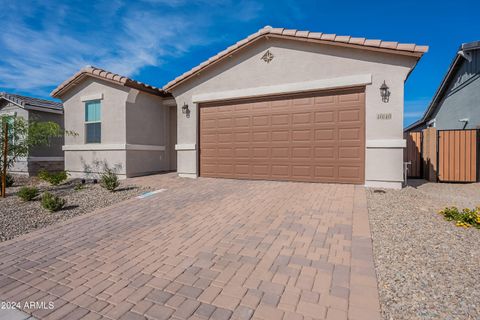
[432,52,480,130]
[125,89,172,175]
[60,77,176,178]
[61,78,129,177]
[65,150,127,179]
[170,37,419,188]
[62,78,129,145]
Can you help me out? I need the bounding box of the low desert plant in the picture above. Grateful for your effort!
[100,168,119,192]
[38,170,69,186]
[17,186,39,201]
[74,183,85,191]
[438,206,480,229]
[0,173,14,188]
[41,192,66,212]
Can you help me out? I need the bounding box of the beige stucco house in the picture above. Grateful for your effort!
[52,26,427,188]
[51,67,177,179]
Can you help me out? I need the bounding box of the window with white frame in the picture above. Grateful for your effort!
[85,100,101,143]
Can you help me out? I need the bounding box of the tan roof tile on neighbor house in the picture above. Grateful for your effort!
[51,65,168,98]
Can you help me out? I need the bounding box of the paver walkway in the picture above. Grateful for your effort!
[0,174,380,320]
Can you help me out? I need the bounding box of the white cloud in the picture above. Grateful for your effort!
[0,1,263,97]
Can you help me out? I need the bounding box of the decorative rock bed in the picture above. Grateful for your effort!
[0,176,149,242]
[367,181,480,320]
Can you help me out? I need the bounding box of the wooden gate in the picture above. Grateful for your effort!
[438,129,478,182]
[404,131,422,178]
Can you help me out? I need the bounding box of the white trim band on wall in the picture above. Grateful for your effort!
[81,93,104,102]
[366,139,406,148]
[192,74,372,103]
[28,157,64,162]
[63,144,166,151]
[175,144,196,151]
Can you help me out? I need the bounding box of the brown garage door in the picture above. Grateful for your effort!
[199,88,365,184]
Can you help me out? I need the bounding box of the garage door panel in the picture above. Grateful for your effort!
[292,147,311,158]
[339,92,362,103]
[339,109,361,122]
[292,129,312,142]
[339,146,361,159]
[271,100,290,108]
[252,165,270,175]
[253,147,269,158]
[314,95,335,104]
[314,166,335,178]
[234,164,250,174]
[314,111,335,123]
[271,147,289,158]
[234,116,250,127]
[271,131,290,141]
[339,128,361,141]
[271,114,290,125]
[199,88,365,184]
[314,129,335,140]
[338,166,362,179]
[314,147,336,159]
[253,115,269,126]
[293,97,314,106]
[271,165,290,176]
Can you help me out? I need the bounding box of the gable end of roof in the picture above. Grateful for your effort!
[0,92,63,113]
[404,40,480,132]
[51,66,169,98]
[163,26,429,91]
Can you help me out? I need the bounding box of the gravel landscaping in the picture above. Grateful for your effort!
[0,176,150,242]
[367,180,480,320]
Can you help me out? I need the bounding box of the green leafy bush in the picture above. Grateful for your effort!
[41,192,66,212]
[74,183,85,191]
[100,168,119,192]
[438,206,480,229]
[0,173,14,188]
[17,186,39,201]
[38,170,69,186]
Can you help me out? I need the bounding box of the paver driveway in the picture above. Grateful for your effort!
[0,174,380,320]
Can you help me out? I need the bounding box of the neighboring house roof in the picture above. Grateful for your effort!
[163,26,429,91]
[0,92,63,113]
[404,40,480,132]
[51,66,170,98]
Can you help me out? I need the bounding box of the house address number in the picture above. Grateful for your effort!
[377,113,392,120]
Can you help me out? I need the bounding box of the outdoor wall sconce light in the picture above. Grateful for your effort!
[380,81,390,103]
[182,103,190,117]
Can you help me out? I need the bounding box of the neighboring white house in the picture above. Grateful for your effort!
[52,26,428,188]
[0,92,64,175]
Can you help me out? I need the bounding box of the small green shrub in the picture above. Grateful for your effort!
[41,192,66,212]
[0,173,14,188]
[100,168,119,192]
[438,206,480,229]
[38,170,69,186]
[17,186,39,201]
[74,183,85,191]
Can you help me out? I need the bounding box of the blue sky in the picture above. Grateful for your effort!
[0,0,478,127]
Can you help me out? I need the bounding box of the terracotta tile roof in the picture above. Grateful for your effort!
[51,66,169,98]
[0,92,63,112]
[164,26,428,91]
